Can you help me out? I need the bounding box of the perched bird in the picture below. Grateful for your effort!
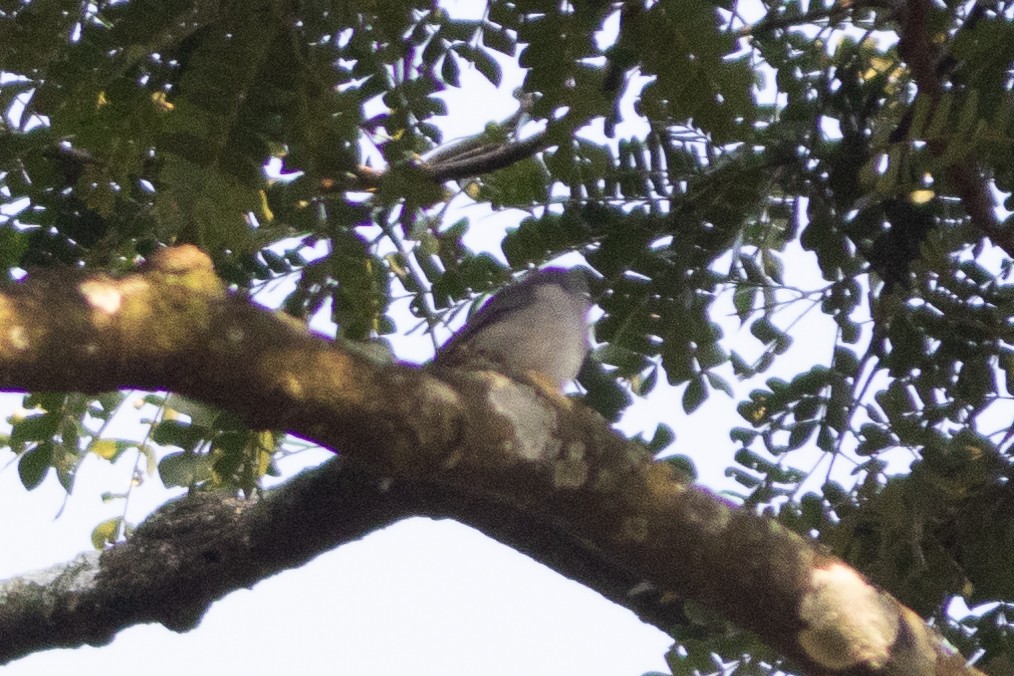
[434,267,591,390]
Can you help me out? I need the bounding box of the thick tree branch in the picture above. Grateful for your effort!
[897,0,1014,258]
[0,459,398,660]
[0,458,694,663]
[0,247,981,675]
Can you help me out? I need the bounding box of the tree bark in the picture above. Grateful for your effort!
[0,247,981,675]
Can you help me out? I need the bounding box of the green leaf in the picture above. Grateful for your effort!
[730,427,758,445]
[794,396,821,421]
[152,419,207,452]
[441,53,461,87]
[89,439,123,461]
[857,423,894,455]
[1002,352,1014,396]
[800,493,826,531]
[377,163,445,208]
[452,43,502,87]
[660,454,697,482]
[750,317,781,344]
[632,366,659,396]
[822,481,848,505]
[156,157,259,252]
[481,24,516,56]
[646,423,676,453]
[788,421,817,450]
[695,341,727,370]
[19,442,53,490]
[91,517,123,549]
[761,250,784,284]
[577,359,632,422]
[158,451,213,488]
[479,158,550,208]
[956,358,994,408]
[10,412,60,452]
[726,467,761,489]
[165,395,220,427]
[0,226,29,273]
[682,377,707,413]
[594,343,650,374]
[705,372,734,397]
[733,284,756,322]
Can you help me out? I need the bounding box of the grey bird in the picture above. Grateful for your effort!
[434,267,591,390]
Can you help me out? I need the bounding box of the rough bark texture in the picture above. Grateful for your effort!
[0,247,981,675]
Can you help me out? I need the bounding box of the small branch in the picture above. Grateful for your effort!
[323,97,551,193]
[897,0,1013,258]
[422,92,535,166]
[0,460,388,661]
[945,164,1014,255]
[421,131,550,182]
[736,4,847,37]
[322,131,552,194]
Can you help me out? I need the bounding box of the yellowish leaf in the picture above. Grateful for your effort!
[91,517,122,549]
[258,189,274,222]
[90,439,119,460]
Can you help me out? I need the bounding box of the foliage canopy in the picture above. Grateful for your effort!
[1,0,1014,672]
